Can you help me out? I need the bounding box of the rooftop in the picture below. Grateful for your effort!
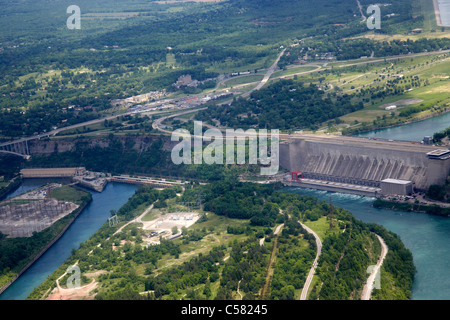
[426,149,450,156]
[381,178,412,185]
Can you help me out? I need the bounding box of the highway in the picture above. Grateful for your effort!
[2,48,449,152]
[241,48,286,98]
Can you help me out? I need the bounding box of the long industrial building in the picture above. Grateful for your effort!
[20,167,86,178]
[280,134,450,195]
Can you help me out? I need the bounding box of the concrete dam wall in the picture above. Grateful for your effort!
[280,134,450,191]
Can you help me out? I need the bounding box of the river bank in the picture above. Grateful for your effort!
[347,107,450,139]
[0,176,22,200]
[0,181,137,300]
[372,198,450,217]
[0,187,92,295]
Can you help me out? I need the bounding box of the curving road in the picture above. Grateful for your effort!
[361,234,388,300]
[299,221,322,300]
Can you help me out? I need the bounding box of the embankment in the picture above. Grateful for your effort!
[0,191,92,295]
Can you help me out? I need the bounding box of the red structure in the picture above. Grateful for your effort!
[291,171,303,181]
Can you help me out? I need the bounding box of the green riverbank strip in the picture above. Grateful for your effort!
[373,198,450,217]
[0,185,92,294]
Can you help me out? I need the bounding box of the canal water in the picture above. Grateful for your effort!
[357,111,450,142]
[0,180,137,300]
[1,111,449,300]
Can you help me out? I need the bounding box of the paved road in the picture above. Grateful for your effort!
[361,234,388,300]
[241,48,286,98]
[3,48,448,149]
[299,222,322,300]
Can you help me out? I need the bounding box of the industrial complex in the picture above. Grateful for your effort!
[280,134,450,197]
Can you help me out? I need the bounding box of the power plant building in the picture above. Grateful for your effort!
[380,178,413,196]
[280,134,450,196]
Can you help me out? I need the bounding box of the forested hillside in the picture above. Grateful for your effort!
[0,0,425,138]
[197,79,363,130]
[26,180,415,300]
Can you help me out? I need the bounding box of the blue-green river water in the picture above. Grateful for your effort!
[1,112,449,300]
[357,111,450,142]
[0,180,137,300]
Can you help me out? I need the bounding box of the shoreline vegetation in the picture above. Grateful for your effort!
[0,176,22,201]
[344,107,450,137]
[372,198,450,217]
[0,185,92,295]
[24,181,414,300]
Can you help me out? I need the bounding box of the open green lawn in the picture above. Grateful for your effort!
[221,74,264,87]
[303,216,341,242]
[270,65,320,79]
[47,185,88,204]
[323,53,450,125]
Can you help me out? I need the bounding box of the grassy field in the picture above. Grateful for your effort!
[166,53,177,68]
[221,74,264,88]
[270,65,320,79]
[303,216,341,242]
[47,185,89,204]
[315,52,450,126]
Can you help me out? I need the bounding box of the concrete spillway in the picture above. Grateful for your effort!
[279,134,450,192]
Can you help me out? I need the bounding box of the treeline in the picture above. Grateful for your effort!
[0,187,91,291]
[373,198,450,216]
[310,218,378,300]
[269,219,316,300]
[433,126,450,143]
[426,184,449,202]
[313,37,450,60]
[197,79,363,130]
[0,104,101,139]
[202,182,280,226]
[199,179,334,227]
[367,223,415,300]
[216,239,270,300]
[0,154,23,185]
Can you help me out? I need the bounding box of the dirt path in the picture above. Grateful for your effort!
[260,223,284,299]
[47,265,97,300]
[112,204,154,236]
[299,222,322,300]
[361,234,388,300]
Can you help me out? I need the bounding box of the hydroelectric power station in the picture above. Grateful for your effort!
[280,134,450,197]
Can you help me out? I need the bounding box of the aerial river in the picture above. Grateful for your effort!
[357,111,450,142]
[1,112,449,300]
[0,180,137,300]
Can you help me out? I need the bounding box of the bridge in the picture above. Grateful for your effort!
[0,140,31,159]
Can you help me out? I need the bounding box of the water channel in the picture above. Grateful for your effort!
[1,112,449,300]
